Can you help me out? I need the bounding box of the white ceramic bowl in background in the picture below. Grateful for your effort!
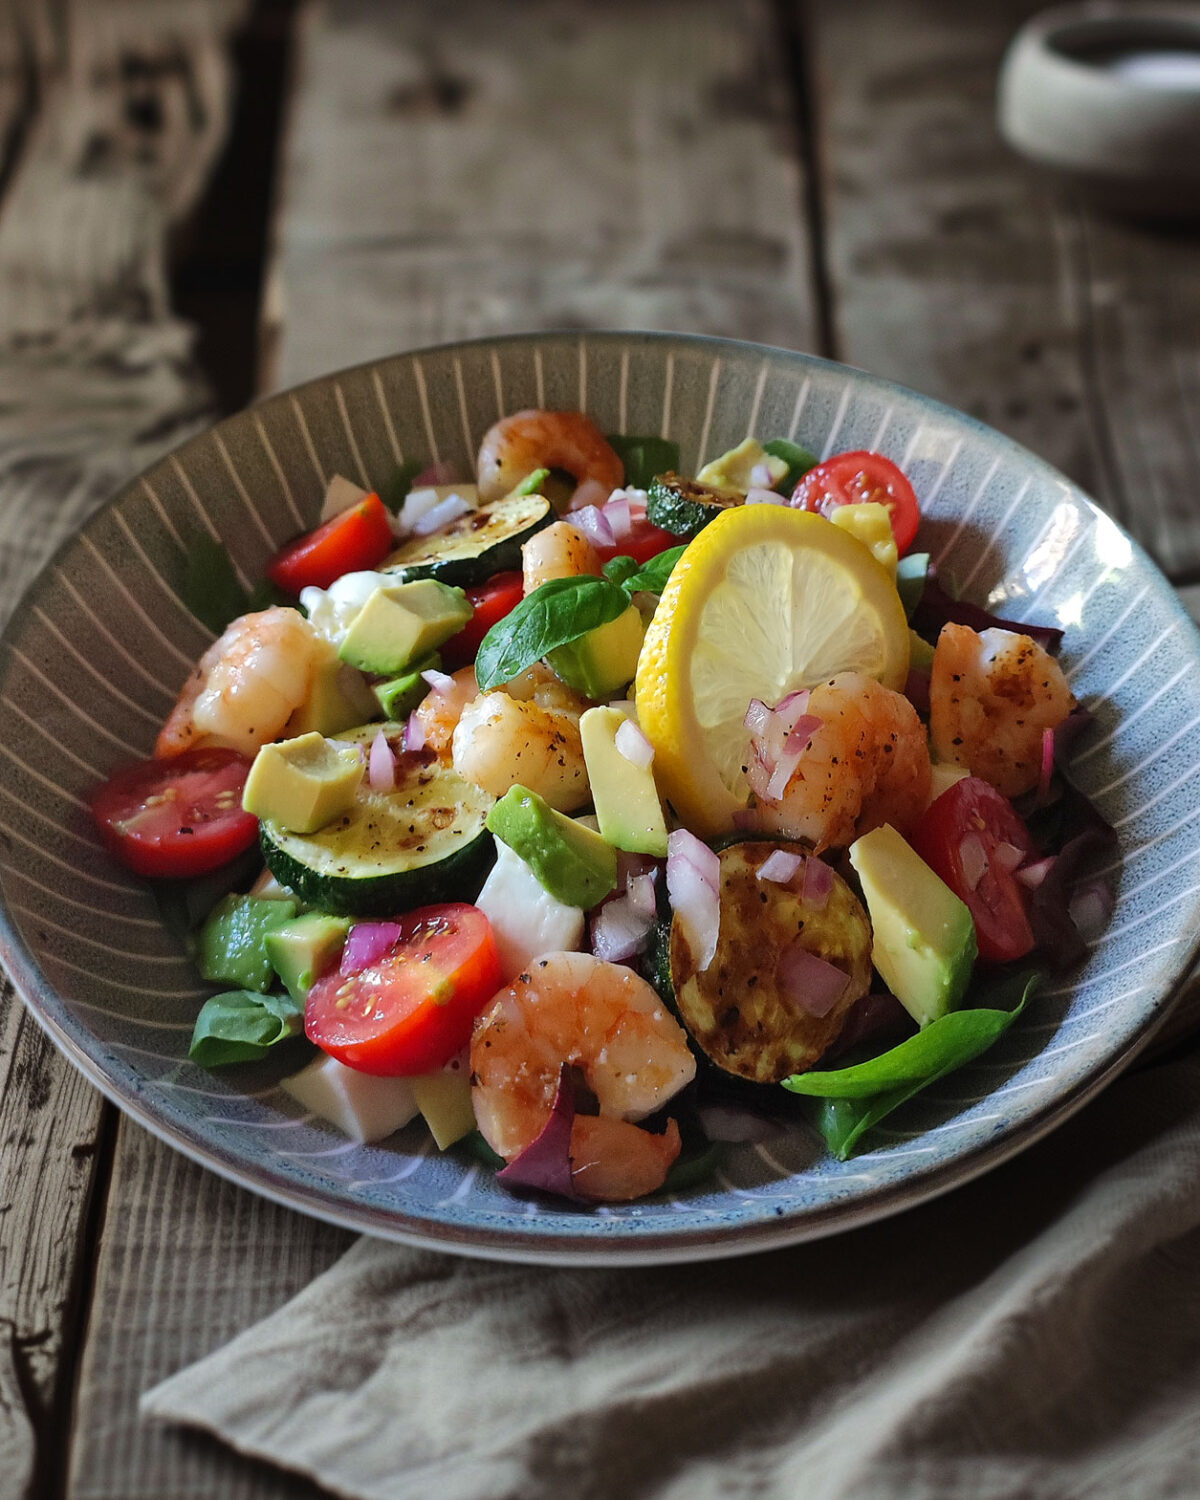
[998,2,1200,218]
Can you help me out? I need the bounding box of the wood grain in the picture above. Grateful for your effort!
[0,2,244,1496]
[806,0,1200,581]
[265,0,817,392]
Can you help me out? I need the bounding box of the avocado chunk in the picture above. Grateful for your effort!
[829,502,898,576]
[197,893,298,992]
[546,603,644,701]
[486,784,617,908]
[848,824,976,1027]
[284,655,380,738]
[242,732,366,834]
[265,911,352,1003]
[412,1069,476,1149]
[579,705,668,856]
[696,437,788,493]
[372,651,441,721]
[339,580,472,675]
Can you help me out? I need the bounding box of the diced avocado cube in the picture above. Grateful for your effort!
[198,893,298,993]
[697,437,788,493]
[242,732,365,834]
[285,655,380,737]
[829,502,898,576]
[486,784,618,909]
[927,761,970,804]
[908,629,936,674]
[848,824,976,1027]
[373,651,441,721]
[412,1069,476,1149]
[580,706,668,857]
[339,580,472,675]
[265,911,352,1002]
[546,604,644,701]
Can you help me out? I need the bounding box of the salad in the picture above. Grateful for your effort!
[89,409,1115,1203]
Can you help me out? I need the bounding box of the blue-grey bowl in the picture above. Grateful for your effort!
[2,331,1199,1265]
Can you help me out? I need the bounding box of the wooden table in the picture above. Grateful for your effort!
[2,2,1199,1494]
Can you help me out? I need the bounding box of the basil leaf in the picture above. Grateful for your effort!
[602,555,640,588]
[790,969,1043,1159]
[182,536,248,635]
[895,553,930,620]
[475,576,631,690]
[605,434,681,490]
[620,544,687,596]
[189,989,305,1067]
[763,438,817,493]
[378,459,423,514]
[151,847,263,943]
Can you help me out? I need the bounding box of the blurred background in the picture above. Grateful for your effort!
[1,1,1199,1494]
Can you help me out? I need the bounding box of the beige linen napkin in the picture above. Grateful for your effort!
[142,1049,1200,1500]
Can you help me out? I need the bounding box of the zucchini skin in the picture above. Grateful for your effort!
[259,727,496,918]
[646,472,740,541]
[384,493,553,586]
[668,840,872,1084]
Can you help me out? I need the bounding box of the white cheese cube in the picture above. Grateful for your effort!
[282,1054,419,1144]
[475,841,586,980]
[320,473,371,521]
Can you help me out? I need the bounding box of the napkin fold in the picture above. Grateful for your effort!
[143,1052,1200,1500]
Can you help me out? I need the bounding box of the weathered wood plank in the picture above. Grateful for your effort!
[66,1,821,1494]
[807,0,1200,581]
[266,0,817,392]
[0,3,245,1496]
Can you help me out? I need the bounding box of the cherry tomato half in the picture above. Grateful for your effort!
[442,571,524,668]
[90,748,258,880]
[593,513,679,567]
[910,776,1035,964]
[305,903,501,1075]
[792,451,921,554]
[266,492,394,594]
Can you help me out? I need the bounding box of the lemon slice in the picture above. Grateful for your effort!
[635,505,910,837]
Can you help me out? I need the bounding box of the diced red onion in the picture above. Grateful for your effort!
[745,487,785,506]
[403,711,426,752]
[412,493,472,536]
[616,849,659,891]
[776,940,849,1018]
[570,477,610,512]
[749,462,776,489]
[743,698,774,737]
[904,670,931,714]
[993,841,1026,874]
[1015,855,1056,891]
[697,1103,779,1144]
[570,505,616,550]
[603,494,632,540]
[765,747,804,802]
[1034,726,1056,806]
[421,668,457,696]
[625,870,658,921]
[590,896,655,963]
[757,849,804,885]
[368,728,396,792]
[496,1065,582,1201]
[774,689,813,735]
[744,751,772,801]
[666,829,721,971]
[1068,879,1115,941]
[341,920,403,976]
[731,808,758,829]
[783,713,822,755]
[615,718,654,769]
[958,832,988,892]
[412,460,463,487]
[802,856,834,909]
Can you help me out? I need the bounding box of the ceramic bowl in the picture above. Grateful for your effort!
[3,331,1200,1265]
[998,3,1200,219]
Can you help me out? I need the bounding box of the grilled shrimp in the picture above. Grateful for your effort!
[156,607,328,759]
[521,520,601,595]
[929,624,1075,798]
[744,672,931,852]
[452,663,589,811]
[410,666,478,757]
[470,951,696,1201]
[476,409,624,505]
